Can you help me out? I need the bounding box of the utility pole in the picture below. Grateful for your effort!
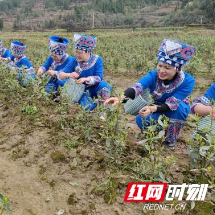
[92,12,95,29]
[200,16,203,24]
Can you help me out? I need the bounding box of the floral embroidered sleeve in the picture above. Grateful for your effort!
[131,83,144,97]
[130,70,155,98]
[85,76,101,86]
[192,96,210,106]
[191,96,210,114]
[165,96,181,111]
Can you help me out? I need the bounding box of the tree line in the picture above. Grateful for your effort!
[1,0,215,30]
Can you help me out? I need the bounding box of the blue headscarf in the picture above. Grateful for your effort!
[73,33,97,52]
[157,38,196,68]
[49,36,69,55]
[11,41,26,55]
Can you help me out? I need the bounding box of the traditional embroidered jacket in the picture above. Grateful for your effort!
[10,55,35,73]
[131,68,195,110]
[40,54,74,74]
[65,54,103,87]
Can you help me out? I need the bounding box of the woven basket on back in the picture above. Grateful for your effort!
[62,78,85,103]
[124,88,152,115]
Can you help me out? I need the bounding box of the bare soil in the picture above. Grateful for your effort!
[0,75,213,215]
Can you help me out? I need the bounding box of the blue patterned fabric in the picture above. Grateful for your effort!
[157,56,184,68]
[157,38,196,68]
[49,36,69,55]
[73,34,97,52]
[11,41,26,55]
[10,55,32,68]
[157,51,188,69]
[0,40,11,59]
[0,48,11,59]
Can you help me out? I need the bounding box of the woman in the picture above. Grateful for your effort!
[58,33,112,111]
[5,41,36,86]
[0,39,11,62]
[37,36,74,95]
[104,38,196,149]
[191,84,215,119]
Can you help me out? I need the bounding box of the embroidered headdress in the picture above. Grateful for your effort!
[157,38,196,68]
[73,33,97,52]
[11,41,26,55]
[49,36,69,55]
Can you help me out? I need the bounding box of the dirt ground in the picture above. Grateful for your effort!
[0,75,213,215]
[0,105,141,215]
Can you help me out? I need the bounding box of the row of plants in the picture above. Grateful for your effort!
[0,28,215,213]
[1,28,215,78]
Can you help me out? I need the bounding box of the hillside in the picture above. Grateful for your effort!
[0,0,214,31]
[0,0,200,31]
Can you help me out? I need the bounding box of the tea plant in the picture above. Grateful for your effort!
[135,115,177,182]
[187,114,215,182]
[21,104,38,115]
[99,90,128,162]
[75,104,99,143]
[0,194,11,215]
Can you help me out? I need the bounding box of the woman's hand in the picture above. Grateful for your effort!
[58,72,69,80]
[104,97,120,107]
[75,78,90,84]
[69,72,79,79]
[139,105,157,117]
[47,70,57,76]
[37,68,44,76]
[0,57,8,63]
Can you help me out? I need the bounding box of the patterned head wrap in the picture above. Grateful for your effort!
[73,33,97,52]
[157,38,196,68]
[11,41,26,55]
[49,36,69,55]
